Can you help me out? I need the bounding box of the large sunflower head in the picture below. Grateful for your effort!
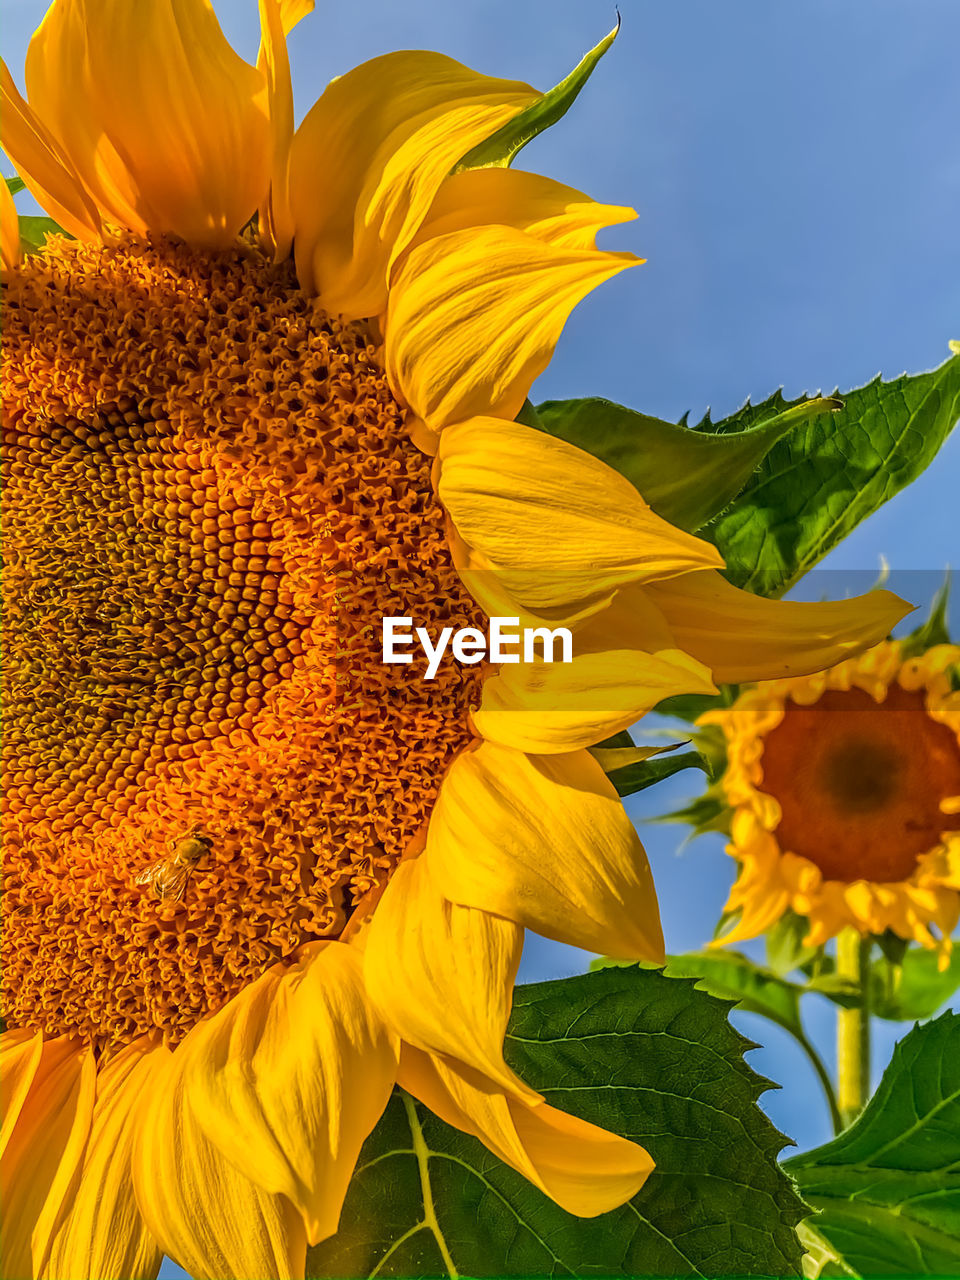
[1,3,911,1277]
[704,638,960,957]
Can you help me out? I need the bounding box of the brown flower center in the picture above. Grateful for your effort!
[1,236,480,1049]
[759,685,960,882]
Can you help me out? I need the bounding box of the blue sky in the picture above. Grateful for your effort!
[3,0,958,1267]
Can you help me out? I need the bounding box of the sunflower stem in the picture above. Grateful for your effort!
[836,927,872,1127]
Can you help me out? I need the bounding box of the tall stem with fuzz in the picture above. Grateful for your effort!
[836,927,872,1127]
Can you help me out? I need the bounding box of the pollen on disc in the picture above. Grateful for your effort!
[1,235,482,1050]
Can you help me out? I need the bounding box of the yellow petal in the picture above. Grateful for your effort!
[413,165,638,251]
[0,1036,96,1280]
[387,227,636,433]
[25,0,270,246]
[472,587,717,752]
[363,857,536,1101]
[182,942,398,1246]
[399,1046,654,1216]
[0,1029,43,1158]
[289,50,536,313]
[425,742,664,961]
[43,1040,164,1280]
[0,60,100,240]
[1,176,21,271]
[132,1043,306,1280]
[646,570,913,683]
[437,418,723,616]
[256,0,313,261]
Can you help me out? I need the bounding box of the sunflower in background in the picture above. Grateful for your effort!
[703,634,960,958]
[0,2,909,1278]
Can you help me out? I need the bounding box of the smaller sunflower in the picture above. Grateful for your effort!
[704,638,960,958]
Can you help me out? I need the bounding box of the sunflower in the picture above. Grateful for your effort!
[0,3,910,1278]
[704,639,960,957]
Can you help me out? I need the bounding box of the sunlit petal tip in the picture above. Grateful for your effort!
[399,1046,654,1217]
[648,572,913,684]
[387,228,638,432]
[425,742,665,961]
[25,0,271,246]
[410,165,640,253]
[437,418,723,616]
[290,50,538,312]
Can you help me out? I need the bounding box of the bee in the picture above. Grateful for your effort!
[134,831,211,903]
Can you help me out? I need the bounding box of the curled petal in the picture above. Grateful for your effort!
[1,176,22,271]
[25,0,270,246]
[183,943,398,1246]
[289,50,536,313]
[256,0,314,261]
[425,742,664,961]
[363,857,535,1101]
[472,587,716,752]
[387,228,636,434]
[0,1036,96,1280]
[0,60,100,240]
[647,570,913,683]
[437,418,722,616]
[400,1046,654,1217]
[132,1044,306,1280]
[44,1039,164,1280]
[413,165,638,252]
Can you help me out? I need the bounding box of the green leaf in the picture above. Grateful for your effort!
[5,175,25,196]
[307,966,806,1278]
[871,947,960,1022]
[785,1012,960,1277]
[535,394,837,532]
[18,214,69,255]
[455,22,619,173]
[700,356,960,595]
[651,950,809,1039]
[604,746,709,798]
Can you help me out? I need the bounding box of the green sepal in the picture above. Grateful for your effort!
[5,175,26,197]
[873,928,910,968]
[454,21,620,173]
[656,789,732,839]
[534,394,838,533]
[785,1012,960,1278]
[765,909,824,977]
[899,574,953,656]
[700,354,960,596]
[654,683,740,723]
[603,746,710,798]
